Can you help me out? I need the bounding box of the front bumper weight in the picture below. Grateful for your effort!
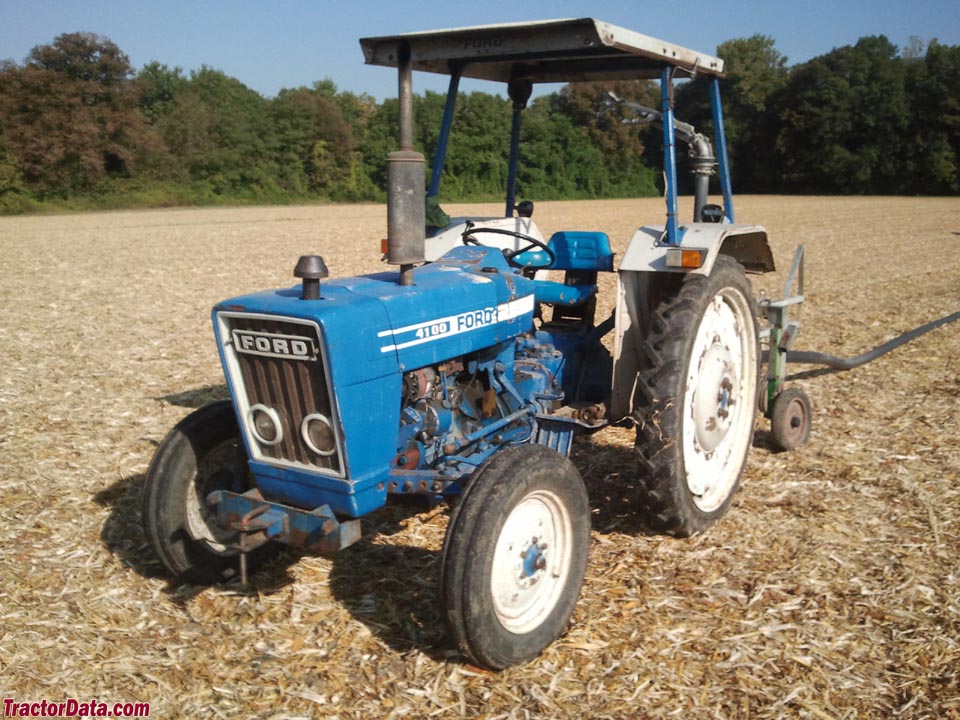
[207,489,362,558]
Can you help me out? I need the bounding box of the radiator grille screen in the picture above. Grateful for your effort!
[219,313,342,475]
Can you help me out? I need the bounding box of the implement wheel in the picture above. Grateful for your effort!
[634,256,760,536]
[769,387,812,451]
[142,400,274,583]
[440,445,590,669]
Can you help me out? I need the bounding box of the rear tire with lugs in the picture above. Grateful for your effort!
[634,256,760,537]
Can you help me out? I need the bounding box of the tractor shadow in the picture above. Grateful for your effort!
[96,428,771,659]
[94,471,450,657]
[94,472,166,581]
[574,427,788,526]
[94,471,302,603]
[571,436,663,537]
[326,441,670,660]
[328,505,452,662]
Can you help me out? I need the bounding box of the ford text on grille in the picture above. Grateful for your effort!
[232,329,317,360]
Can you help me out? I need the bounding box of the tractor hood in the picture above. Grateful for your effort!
[210,245,537,517]
[213,245,537,387]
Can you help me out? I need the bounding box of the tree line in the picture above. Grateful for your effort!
[0,32,957,214]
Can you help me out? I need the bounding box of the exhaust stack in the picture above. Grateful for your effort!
[386,41,425,286]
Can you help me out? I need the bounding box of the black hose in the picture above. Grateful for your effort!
[767,309,960,370]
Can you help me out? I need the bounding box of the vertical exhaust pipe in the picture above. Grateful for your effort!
[387,41,425,286]
[690,135,716,223]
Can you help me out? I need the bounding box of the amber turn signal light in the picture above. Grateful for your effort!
[665,248,705,269]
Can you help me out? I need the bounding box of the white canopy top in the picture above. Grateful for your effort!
[360,18,724,84]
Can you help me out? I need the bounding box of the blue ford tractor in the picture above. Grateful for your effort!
[143,19,786,669]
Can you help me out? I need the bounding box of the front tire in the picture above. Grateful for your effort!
[142,400,273,583]
[440,445,590,669]
[634,256,760,536]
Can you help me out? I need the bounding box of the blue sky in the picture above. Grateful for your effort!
[3,0,959,100]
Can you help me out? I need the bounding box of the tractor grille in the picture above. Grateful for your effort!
[217,312,343,476]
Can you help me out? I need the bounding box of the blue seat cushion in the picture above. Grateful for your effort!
[533,280,597,306]
[547,231,614,272]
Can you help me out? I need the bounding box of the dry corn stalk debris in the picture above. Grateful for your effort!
[0,197,958,719]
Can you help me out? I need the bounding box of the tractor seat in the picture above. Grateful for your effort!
[524,231,614,307]
[546,231,614,272]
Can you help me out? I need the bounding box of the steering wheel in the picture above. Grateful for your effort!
[461,226,555,270]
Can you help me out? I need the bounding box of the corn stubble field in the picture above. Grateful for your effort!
[1,197,958,719]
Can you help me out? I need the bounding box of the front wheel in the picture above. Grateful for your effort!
[634,256,760,536]
[142,400,275,583]
[440,445,590,669]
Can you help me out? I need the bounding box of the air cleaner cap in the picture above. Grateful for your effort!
[294,255,329,299]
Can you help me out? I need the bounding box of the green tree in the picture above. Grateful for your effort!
[443,92,511,199]
[355,97,398,195]
[676,35,788,192]
[150,66,278,196]
[903,40,960,193]
[138,62,188,122]
[0,115,29,211]
[552,80,660,196]
[151,88,216,182]
[0,33,154,196]
[520,98,607,199]
[772,36,910,193]
[271,86,355,197]
[27,31,132,89]
[301,78,381,198]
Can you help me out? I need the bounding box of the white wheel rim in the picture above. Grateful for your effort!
[682,287,757,512]
[491,489,572,634]
[185,441,240,555]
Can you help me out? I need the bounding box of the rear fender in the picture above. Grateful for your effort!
[610,224,774,420]
[619,223,775,276]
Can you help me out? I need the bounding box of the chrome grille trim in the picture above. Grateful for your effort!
[216,311,344,477]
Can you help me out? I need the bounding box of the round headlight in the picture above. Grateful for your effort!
[301,412,336,456]
[248,404,283,446]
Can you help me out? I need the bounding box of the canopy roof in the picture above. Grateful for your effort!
[359,18,724,84]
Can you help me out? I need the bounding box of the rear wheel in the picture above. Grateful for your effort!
[142,400,274,583]
[440,445,590,669]
[634,256,760,536]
